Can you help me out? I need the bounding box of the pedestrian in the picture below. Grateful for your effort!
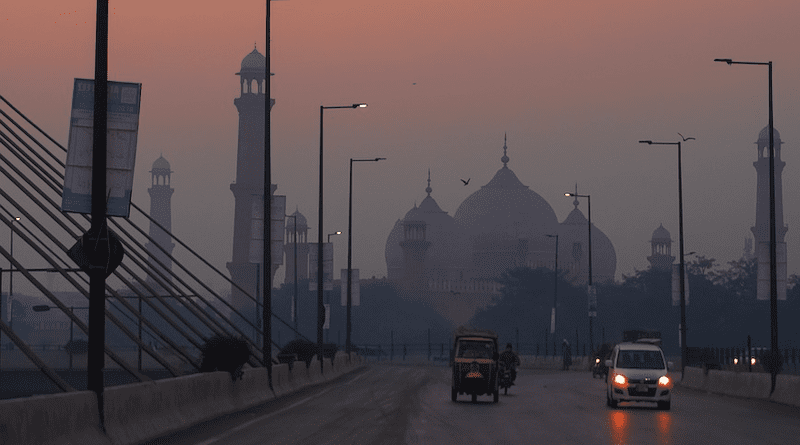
[562,339,572,371]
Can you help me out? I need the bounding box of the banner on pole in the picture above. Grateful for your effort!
[756,241,787,300]
[62,78,142,217]
[248,194,285,267]
[341,269,360,306]
[308,243,333,291]
[323,303,330,329]
[671,263,690,306]
[587,285,597,317]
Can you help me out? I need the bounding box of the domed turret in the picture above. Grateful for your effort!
[651,224,671,242]
[239,47,266,73]
[647,223,674,271]
[152,155,170,171]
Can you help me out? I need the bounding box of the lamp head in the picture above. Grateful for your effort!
[714,58,733,65]
[32,305,51,312]
[336,231,342,235]
[565,193,573,197]
[375,157,386,161]
[353,103,367,108]
[14,217,20,221]
[639,140,653,145]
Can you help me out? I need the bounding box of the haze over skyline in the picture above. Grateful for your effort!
[4,0,800,296]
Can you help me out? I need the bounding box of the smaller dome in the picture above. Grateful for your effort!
[757,125,781,143]
[651,224,671,242]
[287,210,307,229]
[152,155,170,170]
[240,48,266,71]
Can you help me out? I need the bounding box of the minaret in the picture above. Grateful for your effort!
[227,46,278,311]
[399,171,432,289]
[647,224,674,271]
[751,125,788,299]
[145,156,175,290]
[284,209,310,285]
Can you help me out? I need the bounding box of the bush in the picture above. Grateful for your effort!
[199,335,251,381]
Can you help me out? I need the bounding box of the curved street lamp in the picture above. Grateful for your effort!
[639,137,693,381]
[318,104,367,366]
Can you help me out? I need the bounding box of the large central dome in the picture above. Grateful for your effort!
[454,138,558,242]
[453,137,559,278]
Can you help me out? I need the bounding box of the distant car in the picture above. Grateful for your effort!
[606,341,673,410]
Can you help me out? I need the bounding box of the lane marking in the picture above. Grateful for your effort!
[193,370,369,445]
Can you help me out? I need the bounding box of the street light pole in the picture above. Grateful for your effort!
[545,234,558,336]
[347,157,385,355]
[565,191,593,354]
[318,103,366,365]
[9,217,19,335]
[715,57,778,392]
[640,138,692,380]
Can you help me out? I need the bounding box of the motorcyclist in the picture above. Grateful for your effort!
[498,343,521,385]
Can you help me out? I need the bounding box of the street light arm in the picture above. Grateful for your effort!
[715,58,769,66]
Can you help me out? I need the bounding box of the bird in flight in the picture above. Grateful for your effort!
[460,178,470,186]
[677,133,695,141]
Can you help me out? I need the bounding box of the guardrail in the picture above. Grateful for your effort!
[679,366,800,408]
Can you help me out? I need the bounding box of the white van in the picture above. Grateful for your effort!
[605,341,673,410]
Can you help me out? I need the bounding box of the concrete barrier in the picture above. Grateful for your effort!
[104,371,233,445]
[322,358,336,380]
[771,374,800,407]
[272,364,291,397]
[232,367,274,409]
[308,358,322,384]
[680,366,706,390]
[290,360,310,391]
[0,390,110,445]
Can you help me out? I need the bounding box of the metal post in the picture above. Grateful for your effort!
[69,306,74,370]
[516,327,519,352]
[88,0,109,427]
[768,61,778,392]
[587,194,593,355]
[293,218,298,338]
[138,297,142,372]
[677,140,688,382]
[317,105,325,368]
[427,328,431,361]
[391,330,394,361]
[346,159,352,354]
[264,0,273,391]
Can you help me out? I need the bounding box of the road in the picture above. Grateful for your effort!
[149,363,800,445]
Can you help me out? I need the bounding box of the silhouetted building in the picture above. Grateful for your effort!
[145,155,175,291]
[647,224,674,271]
[751,125,788,299]
[385,135,617,322]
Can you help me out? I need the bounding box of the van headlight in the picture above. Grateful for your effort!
[658,375,670,386]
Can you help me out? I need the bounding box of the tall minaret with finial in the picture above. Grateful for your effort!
[227,45,280,312]
[400,170,433,289]
[146,156,175,290]
[751,125,788,300]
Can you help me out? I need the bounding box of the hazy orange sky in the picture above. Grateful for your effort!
[4,0,800,294]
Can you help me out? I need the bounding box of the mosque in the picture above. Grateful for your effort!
[381,136,617,321]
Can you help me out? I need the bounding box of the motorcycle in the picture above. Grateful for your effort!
[498,362,514,395]
[592,357,608,379]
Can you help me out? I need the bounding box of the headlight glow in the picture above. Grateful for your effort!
[658,375,670,386]
[734,358,739,365]
[596,358,600,364]
[613,374,627,386]
[751,357,756,365]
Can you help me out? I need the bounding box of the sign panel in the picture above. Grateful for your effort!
[62,78,142,217]
[323,303,330,329]
[248,194,286,266]
[587,285,597,317]
[340,269,360,306]
[756,241,787,300]
[671,263,690,306]
[308,243,333,291]
[550,307,556,334]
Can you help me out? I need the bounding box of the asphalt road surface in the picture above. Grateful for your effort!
[151,363,800,445]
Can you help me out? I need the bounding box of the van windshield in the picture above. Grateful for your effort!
[617,350,665,369]
[457,340,495,359]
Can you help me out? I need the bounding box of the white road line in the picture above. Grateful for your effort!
[193,371,368,445]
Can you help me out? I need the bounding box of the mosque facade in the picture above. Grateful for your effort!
[384,137,617,311]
